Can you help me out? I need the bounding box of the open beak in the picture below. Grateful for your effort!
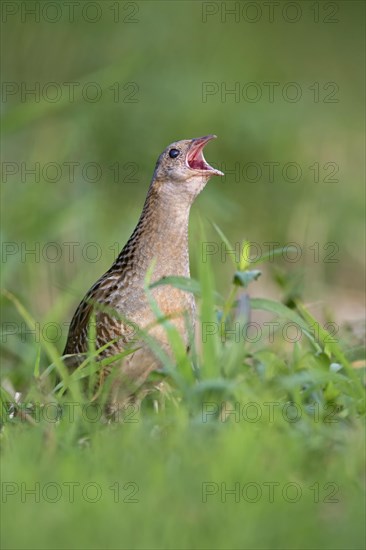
[186,135,224,176]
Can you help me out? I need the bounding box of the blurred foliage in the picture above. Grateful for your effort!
[1,1,364,321]
[1,1,365,549]
[1,242,365,550]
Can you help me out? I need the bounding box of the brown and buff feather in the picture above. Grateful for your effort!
[63,136,223,405]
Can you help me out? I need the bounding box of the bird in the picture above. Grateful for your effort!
[63,135,223,405]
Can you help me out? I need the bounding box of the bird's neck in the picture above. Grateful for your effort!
[116,182,192,280]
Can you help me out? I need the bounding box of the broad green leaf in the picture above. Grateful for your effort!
[233,270,261,288]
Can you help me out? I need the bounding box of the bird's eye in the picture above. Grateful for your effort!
[169,148,180,159]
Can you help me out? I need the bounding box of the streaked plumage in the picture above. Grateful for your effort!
[63,135,223,402]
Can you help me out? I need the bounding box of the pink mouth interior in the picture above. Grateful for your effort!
[187,143,211,171]
[188,147,207,170]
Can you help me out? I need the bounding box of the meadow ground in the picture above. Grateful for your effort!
[1,1,365,549]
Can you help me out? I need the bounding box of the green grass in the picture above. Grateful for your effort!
[1,239,365,550]
[1,2,365,548]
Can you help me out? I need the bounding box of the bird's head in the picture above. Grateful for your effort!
[152,135,224,200]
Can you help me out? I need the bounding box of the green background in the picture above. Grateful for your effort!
[1,1,365,549]
[2,1,364,332]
